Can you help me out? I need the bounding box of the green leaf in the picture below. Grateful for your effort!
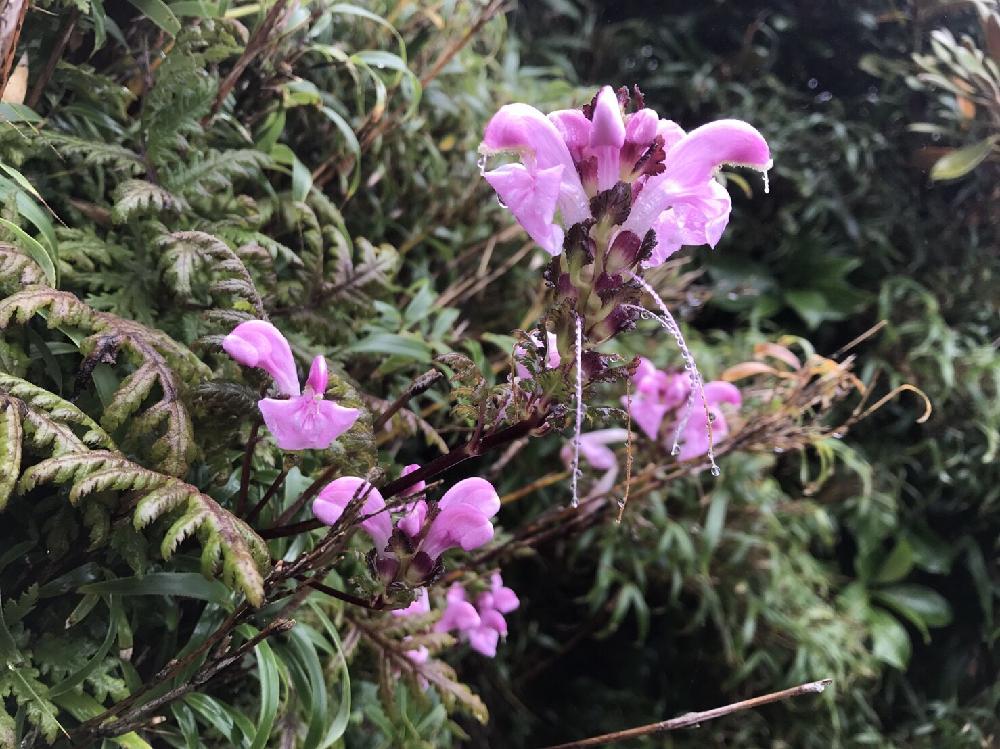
[873,538,914,584]
[123,0,181,35]
[53,692,152,748]
[236,625,280,749]
[49,597,120,696]
[307,601,351,746]
[869,609,911,669]
[0,218,56,287]
[343,332,431,361]
[929,137,998,181]
[282,626,327,749]
[874,584,953,642]
[79,573,233,605]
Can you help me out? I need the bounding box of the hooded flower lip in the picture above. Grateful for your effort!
[224,321,360,450]
[419,478,501,560]
[480,88,770,265]
[223,319,300,396]
[312,477,393,553]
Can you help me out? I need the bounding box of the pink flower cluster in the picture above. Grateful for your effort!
[480,85,770,263]
[392,574,520,662]
[223,320,359,450]
[311,469,501,585]
[435,574,520,658]
[626,357,741,461]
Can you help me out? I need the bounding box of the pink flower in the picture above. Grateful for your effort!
[391,587,430,618]
[433,584,482,633]
[675,381,742,462]
[223,320,359,450]
[419,478,501,560]
[624,358,691,440]
[312,477,393,554]
[397,464,428,539]
[480,86,770,262]
[560,429,628,497]
[514,329,561,380]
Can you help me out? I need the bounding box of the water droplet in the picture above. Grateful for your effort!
[640,45,653,57]
[831,432,844,439]
[710,465,721,477]
[773,447,785,454]
[815,91,833,103]
[807,78,819,89]
[670,444,680,456]
[762,168,770,195]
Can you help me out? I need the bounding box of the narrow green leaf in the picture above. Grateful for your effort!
[236,625,281,749]
[79,573,233,605]
[123,0,181,34]
[342,332,431,361]
[929,136,998,181]
[0,218,56,286]
[49,597,120,696]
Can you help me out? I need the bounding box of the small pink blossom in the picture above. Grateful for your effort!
[433,584,482,634]
[419,478,501,560]
[514,329,561,380]
[224,320,359,450]
[624,358,691,440]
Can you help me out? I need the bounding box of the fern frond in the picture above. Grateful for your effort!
[0,400,22,511]
[112,180,189,222]
[41,133,143,172]
[328,237,397,304]
[0,244,47,289]
[165,150,269,200]
[159,231,265,317]
[0,373,113,449]
[0,287,208,475]
[19,451,269,605]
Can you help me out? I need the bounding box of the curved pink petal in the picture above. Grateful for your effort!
[406,645,430,665]
[656,119,686,150]
[625,119,769,239]
[305,355,328,394]
[478,609,508,637]
[490,574,520,613]
[421,504,496,559]
[223,320,300,397]
[392,588,430,617]
[633,357,658,385]
[481,103,590,227]
[625,108,658,144]
[628,399,670,441]
[399,464,426,497]
[589,86,625,148]
[398,499,427,539]
[643,180,732,268]
[665,119,771,189]
[704,380,742,407]
[548,109,591,155]
[258,396,359,451]
[434,597,480,633]
[579,429,628,470]
[312,476,391,550]
[677,406,731,462]
[484,163,565,256]
[466,625,500,657]
[438,477,500,517]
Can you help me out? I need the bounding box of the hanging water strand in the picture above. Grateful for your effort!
[570,313,584,507]
[624,274,720,476]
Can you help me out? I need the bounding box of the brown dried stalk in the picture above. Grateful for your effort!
[541,678,833,748]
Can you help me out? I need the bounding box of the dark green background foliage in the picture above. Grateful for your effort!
[0,0,995,747]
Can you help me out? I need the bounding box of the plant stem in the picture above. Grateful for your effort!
[261,406,551,539]
[541,679,833,749]
[236,418,262,517]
